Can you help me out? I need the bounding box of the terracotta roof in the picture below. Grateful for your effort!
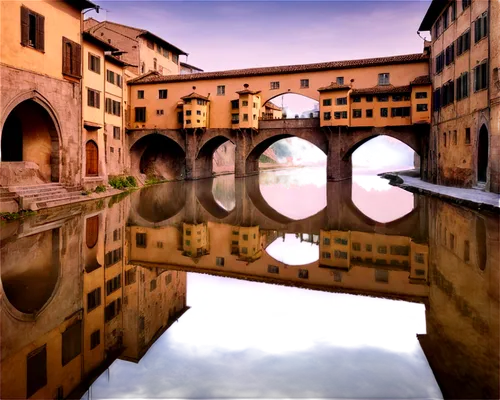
[410,75,432,85]
[83,31,119,51]
[128,53,428,85]
[419,0,453,31]
[236,88,261,95]
[265,102,282,111]
[351,85,411,95]
[83,17,100,31]
[181,92,210,101]
[180,62,204,72]
[89,20,187,56]
[317,82,351,92]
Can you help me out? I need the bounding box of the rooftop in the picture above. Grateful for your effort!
[419,0,453,31]
[181,92,210,101]
[317,82,351,92]
[128,53,428,85]
[180,62,204,72]
[351,85,411,95]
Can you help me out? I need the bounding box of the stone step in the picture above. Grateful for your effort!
[0,192,17,199]
[8,183,63,191]
[21,189,70,199]
[11,186,65,196]
[33,195,87,210]
[23,191,80,203]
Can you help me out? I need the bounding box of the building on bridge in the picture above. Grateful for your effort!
[419,0,500,193]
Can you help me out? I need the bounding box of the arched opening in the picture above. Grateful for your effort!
[1,99,60,183]
[349,136,417,223]
[85,140,99,177]
[1,229,60,315]
[86,215,99,248]
[196,135,234,179]
[477,124,488,184]
[262,93,319,119]
[130,134,185,181]
[266,233,319,265]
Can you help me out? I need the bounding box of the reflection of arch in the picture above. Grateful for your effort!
[85,140,98,177]
[135,181,186,223]
[1,229,61,320]
[343,132,421,161]
[1,91,62,182]
[194,179,233,219]
[130,133,186,180]
[477,124,488,183]
[86,215,99,248]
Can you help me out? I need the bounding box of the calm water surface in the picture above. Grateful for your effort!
[1,168,498,399]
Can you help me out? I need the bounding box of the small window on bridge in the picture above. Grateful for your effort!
[216,257,225,267]
[324,112,331,120]
[416,92,428,99]
[377,245,387,254]
[268,265,279,274]
[323,99,332,106]
[333,271,342,282]
[136,233,147,248]
[334,112,341,119]
[242,100,248,107]
[159,89,167,99]
[414,253,425,264]
[322,251,331,259]
[186,119,191,124]
[300,79,309,88]
[270,81,280,90]
[353,109,362,118]
[336,97,347,106]
[352,96,361,103]
[417,104,428,112]
[336,77,344,85]
[366,109,373,117]
[378,73,390,85]
[243,114,248,121]
[298,269,309,279]
[377,95,389,102]
[366,244,372,252]
[380,108,388,117]
[323,237,331,245]
[366,95,373,102]
[465,128,471,144]
[217,85,225,95]
[137,90,144,99]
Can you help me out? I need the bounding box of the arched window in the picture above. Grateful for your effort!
[85,140,98,176]
[86,215,99,248]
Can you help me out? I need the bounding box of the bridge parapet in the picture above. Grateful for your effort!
[258,118,320,130]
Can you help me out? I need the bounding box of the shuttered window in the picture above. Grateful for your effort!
[135,107,146,122]
[21,6,44,52]
[26,345,47,398]
[85,140,98,176]
[62,37,81,78]
[88,53,101,74]
[86,215,99,248]
[113,126,120,140]
[62,320,82,366]
[87,89,100,109]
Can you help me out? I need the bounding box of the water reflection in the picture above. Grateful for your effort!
[0,171,498,399]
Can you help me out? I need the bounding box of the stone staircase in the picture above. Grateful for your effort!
[5,183,82,211]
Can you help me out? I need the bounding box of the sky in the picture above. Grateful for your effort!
[87,0,432,72]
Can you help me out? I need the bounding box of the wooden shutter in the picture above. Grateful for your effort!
[72,42,81,78]
[62,38,71,75]
[36,13,44,51]
[21,6,29,46]
[95,91,100,109]
[85,141,98,176]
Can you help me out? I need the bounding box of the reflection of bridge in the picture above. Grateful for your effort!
[128,176,427,241]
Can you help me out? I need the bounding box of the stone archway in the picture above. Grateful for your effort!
[0,93,61,184]
[195,135,235,180]
[477,124,488,184]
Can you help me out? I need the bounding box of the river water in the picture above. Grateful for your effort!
[0,168,498,399]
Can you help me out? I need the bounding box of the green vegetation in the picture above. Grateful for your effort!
[0,210,36,222]
[94,185,107,193]
[259,154,277,164]
[270,141,292,158]
[145,176,163,185]
[109,176,138,190]
[81,189,91,196]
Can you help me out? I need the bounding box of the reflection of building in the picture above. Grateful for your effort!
[230,226,263,262]
[182,223,209,258]
[319,230,428,284]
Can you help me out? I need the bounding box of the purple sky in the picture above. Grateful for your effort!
[88,0,432,72]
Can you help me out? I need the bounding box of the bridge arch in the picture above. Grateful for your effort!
[195,134,234,180]
[130,133,186,180]
[262,91,319,109]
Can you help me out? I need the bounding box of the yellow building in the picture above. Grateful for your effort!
[182,223,209,258]
[231,226,263,262]
[182,93,210,129]
[419,0,499,193]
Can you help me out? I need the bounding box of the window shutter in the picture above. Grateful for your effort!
[96,91,100,109]
[21,6,29,46]
[72,42,81,78]
[96,57,101,74]
[36,13,44,51]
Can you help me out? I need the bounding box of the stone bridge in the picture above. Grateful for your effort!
[127,118,429,182]
[128,176,428,241]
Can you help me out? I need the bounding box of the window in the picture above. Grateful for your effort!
[341,111,348,119]
[137,90,144,99]
[61,37,81,78]
[441,80,455,106]
[366,244,372,251]
[377,95,388,102]
[231,113,239,123]
[242,100,248,107]
[336,97,347,105]
[334,238,348,245]
[323,237,331,245]
[323,99,332,106]
[252,102,257,109]
[465,128,471,144]
[104,298,121,322]
[87,89,100,109]
[135,107,146,122]
[186,110,192,116]
[323,112,331,120]
[433,88,441,111]
[474,12,488,43]
[391,107,411,117]
[177,111,183,124]
[417,104,428,112]
[474,60,488,91]
[334,250,348,259]
[159,89,168,99]
[322,251,331,259]
[375,269,389,283]
[366,95,373,102]
[172,53,179,64]
[88,54,101,74]
[268,265,279,274]
[104,248,122,267]
[106,274,121,295]
[27,346,47,398]
[333,271,342,282]
[392,95,403,102]
[113,126,120,140]
[136,232,147,248]
[87,288,101,312]
[451,2,456,21]
[352,242,361,251]
[197,99,205,106]
[243,114,248,121]
[90,330,100,350]
[150,279,157,291]
[163,48,169,58]
[21,6,45,52]
[435,52,445,74]
[216,257,225,267]
[456,71,469,100]
[156,109,164,115]
[117,75,123,88]
[352,109,362,118]
[380,108,388,117]
[464,240,470,262]
[366,109,373,118]
[185,119,191,124]
[106,69,115,84]
[196,110,201,115]
[156,241,163,248]
[453,130,458,145]
[112,100,121,116]
[442,7,449,30]
[377,245,387,254]
[125,268,136,285]
[456,30,471,56]
[462,0,471,10]
[434,16,442,38]
[443,132,447,147]
[390,245,409,256]
[270,81,280,90]
[217,85,225,96]
[146,39,154,49]
[378,73,390,85]
[300,79,309,88]
[231,100,239,109]
[298,269,309,279]
[334,112,341,119]
[352,96,361,103]
[445,43,455,66]
[336,77,344,85]
[62,321,82,366]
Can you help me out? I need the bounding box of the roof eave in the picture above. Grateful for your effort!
[419,0,452,31]
[139,31,188,56]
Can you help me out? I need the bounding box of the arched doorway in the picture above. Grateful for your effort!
[477,125,488,183]
[1,99,60,182]
[85,140,99,177]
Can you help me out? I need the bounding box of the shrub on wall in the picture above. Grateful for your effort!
[108,176,138,190]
